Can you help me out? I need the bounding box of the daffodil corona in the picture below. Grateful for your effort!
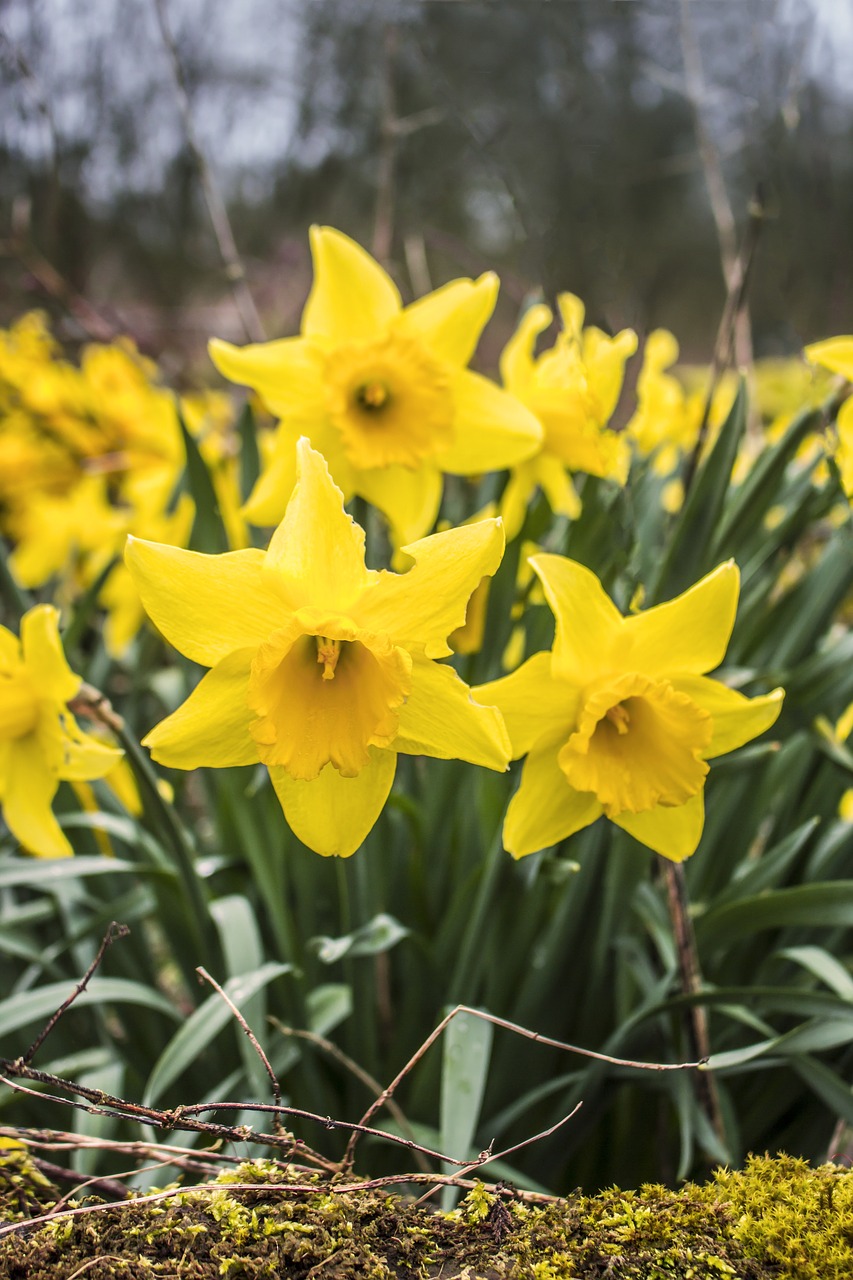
[476,557,784,861]
[0,605,123,858]
[209,226,543,547]
[126,439,511,857]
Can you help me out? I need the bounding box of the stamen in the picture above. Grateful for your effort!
[605,702,630,735]
[355,380,390,411]
[316,636,342,680]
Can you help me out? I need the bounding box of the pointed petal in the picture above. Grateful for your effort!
[208,336,326,422]
[530,554,622,686]
[265,438,374,611]
[21,605,80,704]
[622,561,740,676]
[144,650,258,769]
[395,656,510,769]
[38,715,123,781]
[672,676,784,758]
[269,746,397,857]
[125,538,285,667]
[612,791,705,862]
[437,370,543,473]
[244,423,355,527]
[499,303,553,393]
[400,273,498,368]
[356,463,443,547]
[503,732,602,858]
[499,461,537,542]
[537,454,582,520]
[804,336,853,380]
[302,226,401,344]
[357,517,505,657]
[475,651,579,758]
[3,735,71,858]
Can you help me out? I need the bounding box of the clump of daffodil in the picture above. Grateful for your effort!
[497,294,637,539]
[805,336,853,497]
[209,226,543,547]
[476,557,784,861]
[0,605,123,858]
[126,438,511,857]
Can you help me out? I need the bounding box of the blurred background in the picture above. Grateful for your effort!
[1,0,852,375]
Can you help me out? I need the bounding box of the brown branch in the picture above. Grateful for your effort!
[151,0,265,344]
[197,967,284,1134]
[269,1019,433,1175]
[19,923,130,1066]
[68,683,125,735]
[344,1003,705,1171]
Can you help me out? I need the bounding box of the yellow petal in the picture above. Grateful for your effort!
[269,746,397,857]
[144,650,258,769]
[530,554,622,686]
[400,273,498,368]
[302,226,401,344]
[621,561,740,677]
[804,336,853,381]
[355,463,443,548]
[243,433,299,527]
[357,517,505,658]
[612,791,705,862]
[499,462,537,542]
[394,656,510,770]
[437,370,543,472]
[672,676,784,758]
[536,454,582,520]
[264,439,375,613]
[208,336,326,422]
[499,303,553,394]
[503,731,602,858]
[37,714,123,781]
[21,605,80,704]
[125,539,286,667]
[2,734,71,858]
[556,293,585,339]
[475,651,580,758]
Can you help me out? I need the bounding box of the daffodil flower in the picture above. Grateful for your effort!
[0,605,123,858]
[126,439,511,857]
[209,226,542,547]
[805,336,853,497]
[498,295,636,539]
[476,557,784,862]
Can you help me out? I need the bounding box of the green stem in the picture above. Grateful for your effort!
[447,826,504,1004]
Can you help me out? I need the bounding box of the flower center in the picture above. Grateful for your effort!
[558,672,712,816]
[247,610,412,780]
[324,329,454,470]
[0,671,39,741]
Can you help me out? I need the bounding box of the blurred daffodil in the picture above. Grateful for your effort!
[0,606,123,858]
[476,558,783,862]
[805,336,853,497]
[498,295,636,539]
[209,226,542,547]
[127,438,511,857]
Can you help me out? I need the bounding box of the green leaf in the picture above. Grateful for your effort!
[698,882,853,946]
[650,379,747,602]
[310,913,409,964]
[177,405,229,554]
[237,402,261,502]
[440,1008,493,1209]
[775,945,853,1000]
[143,962,291,1106]
[705,1015,853,1070]
[0,856,145,889]
[0,978,179,1041]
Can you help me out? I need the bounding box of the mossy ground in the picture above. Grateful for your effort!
[1,1148,851,1279]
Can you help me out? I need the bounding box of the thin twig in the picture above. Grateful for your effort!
[19,923,130,1066]
[151,0,265,343]
[197,967,284,1134]
[662,861,726,1148]
[68,683,125,735]
[269,1019,433,1175]
[344,1003,705,1170]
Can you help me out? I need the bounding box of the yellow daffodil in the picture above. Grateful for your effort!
[476,558,784,862]
[625,329,700,476]
[126,438,511,857]
[209,226,542,547]
[498,295,636,539]
[0,605,123,858]
[805,336,853,497]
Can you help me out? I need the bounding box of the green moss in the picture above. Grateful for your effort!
[1,1150,852,1278]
